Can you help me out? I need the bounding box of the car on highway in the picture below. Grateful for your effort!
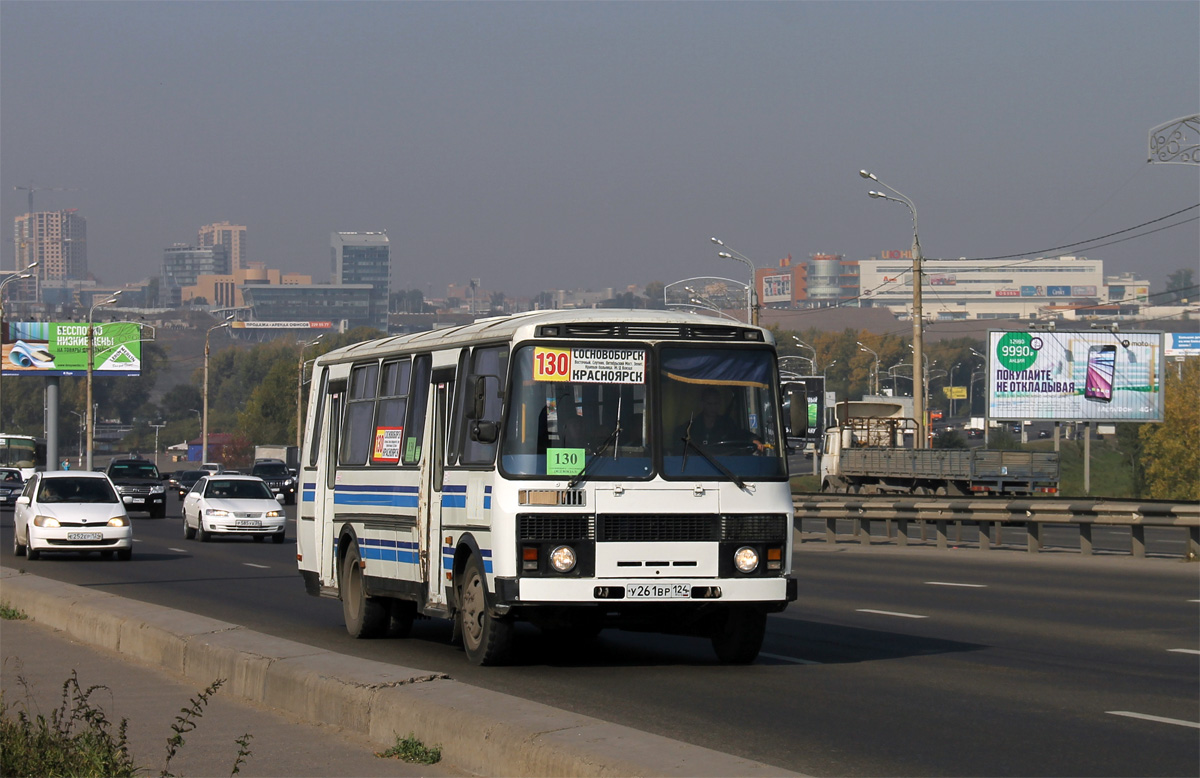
[105,458,167,518]
[250,459,297,504]
[175,469,206,498]
[11,471,132,560]
[0,467,25,508]
[182,475,286,543]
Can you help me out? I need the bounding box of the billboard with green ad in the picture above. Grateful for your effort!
[987,330,1163,422]
[2,321,142,377]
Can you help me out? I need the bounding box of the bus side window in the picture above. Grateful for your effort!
[341,362,379,466]
[402,355,431,466]
[447,351,471,466]
[373,359,412,465]
[461,345,508,466]
[307,370,328,468]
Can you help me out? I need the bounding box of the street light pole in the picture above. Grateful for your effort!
[861,169,925,447]
[86,291,122,471]
[857,341,880,395]
[150,422,166,469]
[0,262,39,426]
[793,338,818,374]
[297,335,324,453]
[711,237,757,325]
[203,316,234,465]
[68,410,84,468]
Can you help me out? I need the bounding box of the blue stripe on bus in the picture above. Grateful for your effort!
[443,546,491,573]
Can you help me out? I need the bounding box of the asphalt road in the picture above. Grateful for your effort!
[4,494,1197,777]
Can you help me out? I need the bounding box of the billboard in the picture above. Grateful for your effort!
[761,274,793,304]
[987,330,1163,422]
[2,321,142,377]
[1165,332,1200,356]
[231,321,333,329]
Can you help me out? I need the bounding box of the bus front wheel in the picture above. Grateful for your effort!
[458,554,512,665]
[341,543,387,639]
[711,606,767,664]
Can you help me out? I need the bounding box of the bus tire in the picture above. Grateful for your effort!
[341,543,387,639]
[711,606,767,664]
[458,554,512,665]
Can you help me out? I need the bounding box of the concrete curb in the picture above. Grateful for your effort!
[1,567,802,777]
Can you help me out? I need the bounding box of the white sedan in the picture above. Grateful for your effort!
[182,475,286,543]
[12,471,133,560]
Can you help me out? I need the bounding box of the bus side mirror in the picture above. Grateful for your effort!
[471,421,499,444]
[467,376,486,420]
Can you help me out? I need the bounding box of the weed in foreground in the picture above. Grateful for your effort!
[0,603,28,620]
[376,732,443,764]
[160,677,253,778]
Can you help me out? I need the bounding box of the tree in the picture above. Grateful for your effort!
[1139,359,1199,500]
[1164,268,1196,304]
[644,281,666,310]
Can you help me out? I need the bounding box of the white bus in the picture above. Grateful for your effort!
[297,310,799,664]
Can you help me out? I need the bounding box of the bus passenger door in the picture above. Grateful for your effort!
[419,368,454,607]
[316,390,343,588]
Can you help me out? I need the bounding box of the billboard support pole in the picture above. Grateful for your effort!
[1053,421,1060,453]
[1083,423,1091,494]
[46,377,59,471]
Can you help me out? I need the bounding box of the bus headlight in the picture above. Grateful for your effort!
[549,545,577,573]
[733,546,759,574]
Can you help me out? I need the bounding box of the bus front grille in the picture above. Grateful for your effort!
[722,514,790,542]
[597,515,719,543]
[518,514,595,541]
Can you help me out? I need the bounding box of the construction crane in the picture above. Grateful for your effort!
[13,180,80,215]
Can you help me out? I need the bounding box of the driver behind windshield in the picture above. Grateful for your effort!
[675,386,765,453]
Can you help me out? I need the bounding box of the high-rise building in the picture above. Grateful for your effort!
[198,222,247,271]
[162,244,230,306]
[13,209,87,281]
[331,231,389,329]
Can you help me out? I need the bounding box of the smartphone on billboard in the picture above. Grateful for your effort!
[1084,344,1116,402]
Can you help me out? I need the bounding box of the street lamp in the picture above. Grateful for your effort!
[711,237,757,325]
[0,262,39,426]
[683,286,741,322]
[86,291,122,470]
[202,316,235,465]
[150,422,166,469]
[793,338,818,374]
[860,169,925,446]
[857,341,880,395]
[297,335,325,453]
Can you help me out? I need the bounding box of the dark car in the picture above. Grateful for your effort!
[176,470,207,498]
[250,459,297,504]
[0,467,25,508]
[105,458,166,518]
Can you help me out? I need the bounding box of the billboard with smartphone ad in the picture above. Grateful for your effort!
[2,321,142,377]
[987,330,1163,421]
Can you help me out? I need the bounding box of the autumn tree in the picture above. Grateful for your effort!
[1139,359,1199,500]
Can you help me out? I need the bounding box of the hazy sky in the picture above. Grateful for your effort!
[2,1,1197,300]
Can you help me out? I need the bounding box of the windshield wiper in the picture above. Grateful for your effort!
[680,419,748,491]
[567,418,622,489]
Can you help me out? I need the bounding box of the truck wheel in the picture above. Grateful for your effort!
[341,543,387,638]
[711,606,767,664]
[458,554,512,665]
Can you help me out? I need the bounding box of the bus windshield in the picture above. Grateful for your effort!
[499,344,785,481]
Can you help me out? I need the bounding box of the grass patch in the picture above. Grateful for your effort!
[0,604,28,620]
[376,733,442,764]
[790,474,821,493]
[1023,438,1136,498]
[1,672,252,778]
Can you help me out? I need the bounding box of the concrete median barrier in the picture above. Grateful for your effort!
[1,566,802,777]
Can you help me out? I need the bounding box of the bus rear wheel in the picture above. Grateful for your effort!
[711,606,767,664]
[458,554,512,665]
[341,543,387,638]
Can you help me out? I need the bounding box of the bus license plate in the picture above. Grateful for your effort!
[235,520,261,527]
[67,532,103,541]
[625,583,692,599]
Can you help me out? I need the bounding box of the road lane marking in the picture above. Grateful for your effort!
[759,652,821,665]
[856,609,928,619]
[925,581,987,588]
[1106,711,1200,729]
[243,563,270,569]
[1168,648,1200,655]
[167,547,187,553]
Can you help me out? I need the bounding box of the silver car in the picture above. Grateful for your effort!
[12,471,133,560]
[182,475,286,543]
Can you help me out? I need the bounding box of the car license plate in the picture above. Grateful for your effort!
[624,583,692,599]
[235,519,261,527]
[67,532,103,541]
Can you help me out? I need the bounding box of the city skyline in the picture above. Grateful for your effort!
[2,3,1197,297]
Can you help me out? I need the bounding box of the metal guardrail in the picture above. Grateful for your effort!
[793,494,1200,559]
